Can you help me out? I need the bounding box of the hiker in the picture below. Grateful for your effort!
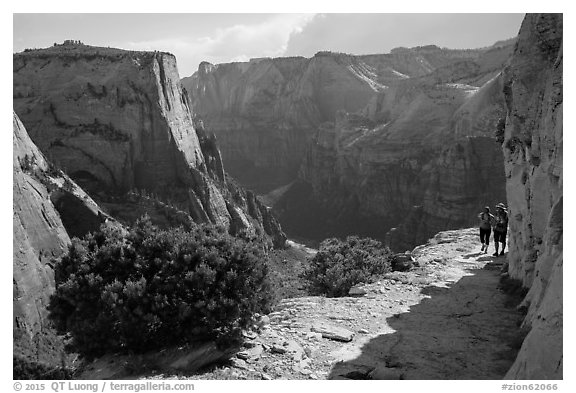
[477,206,494,253]
[493,202,509,256]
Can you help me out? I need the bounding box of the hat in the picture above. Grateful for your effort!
[496,202,506,209]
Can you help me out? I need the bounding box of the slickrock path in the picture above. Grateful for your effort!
[155,228,523,380]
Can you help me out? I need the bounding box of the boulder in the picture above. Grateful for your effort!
[271,345,287,354]
[311,323,355,342]
[237,344,263,360]
[391,253,415,272]
[258,315,271,327]
[348,286,367,296]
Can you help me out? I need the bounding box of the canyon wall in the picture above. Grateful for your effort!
[280,71,508,248]
[501,14,563,379]
[183,54,378,192]
[13,112,105,363]
[187,43,514,249]
[13,43,285,247]
[184,43,513,193]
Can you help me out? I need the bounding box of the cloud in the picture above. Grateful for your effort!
[284,14,525,58]
[116,14,316,76]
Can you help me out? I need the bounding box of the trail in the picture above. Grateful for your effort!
[177,228,523,380]
[89,228,523,380]
[328,228,523,379]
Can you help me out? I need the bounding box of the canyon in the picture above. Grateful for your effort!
[12,12,562,381]
[183,13,562,379]
[185,40,514,250]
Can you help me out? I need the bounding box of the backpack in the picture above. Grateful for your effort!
[479,212,492,229]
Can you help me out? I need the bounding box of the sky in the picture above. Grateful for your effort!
[13,13,525,77]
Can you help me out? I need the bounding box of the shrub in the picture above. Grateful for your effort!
[48,215,274,359]
[301,236,392,297]
[495,117,506,143]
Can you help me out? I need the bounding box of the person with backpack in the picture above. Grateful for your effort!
[477,206,494,253]
[493,202,509,256]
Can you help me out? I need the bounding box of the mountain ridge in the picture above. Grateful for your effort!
[185,38,514,250]
[13,42,286,248]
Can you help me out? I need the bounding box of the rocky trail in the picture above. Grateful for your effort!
[138,228,524,380]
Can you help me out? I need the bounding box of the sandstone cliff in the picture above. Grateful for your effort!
[501,14,562,379]
[184,44,513,193]
[13,112,105,364]
[187,43,514,249]
[272,57,509,248]
[13,43,285,247]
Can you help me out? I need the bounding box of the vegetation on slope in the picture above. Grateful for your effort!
[48,216,275,359]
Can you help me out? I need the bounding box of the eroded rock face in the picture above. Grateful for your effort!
[13,112,105,363]
[273,61,509,248]
[13,44,285,247]
[187,43,513,249]
[183,55,374,192]
[184,44,514,193]
[501,14,563,379]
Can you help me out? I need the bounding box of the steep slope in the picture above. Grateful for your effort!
[13,42,285,247]
[273,65,508,249]
[187,42,514,249]
[13,112,105,365]
[501,14,562,379]
[386,73,509,250]
[183,54,380,192]
[184,44,514,193]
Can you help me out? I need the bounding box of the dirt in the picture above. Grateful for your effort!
[139,228,524,380]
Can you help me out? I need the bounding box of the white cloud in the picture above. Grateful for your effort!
[116,14,316,76]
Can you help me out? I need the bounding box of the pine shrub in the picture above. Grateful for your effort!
[301,236,392,297]
[48,216,274,358]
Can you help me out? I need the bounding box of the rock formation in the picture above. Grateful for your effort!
[13,111,105,364]
[501,14,562,379]
[289,59,509,248]
[184,43,514,194]
[187,42,514,249]
[13,43,285,248]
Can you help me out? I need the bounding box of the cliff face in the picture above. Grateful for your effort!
[184,44,513,193]
[183,55,379,192]
[271,57,509,248]
[13,112,105,363]
[187,43,513,248]
[501,14,562,379]
[13,44,285,247]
